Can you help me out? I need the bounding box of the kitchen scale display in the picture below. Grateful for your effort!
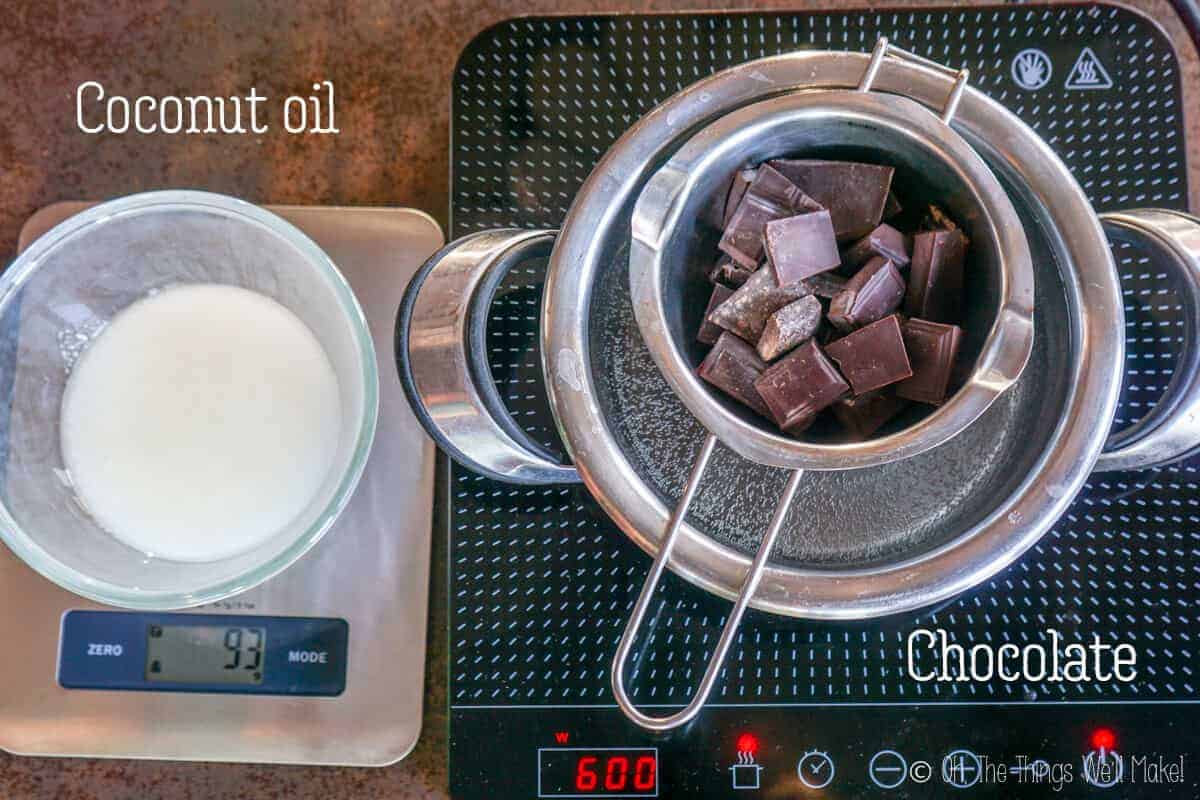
[146,623,269,687]
[449,7,1200,798]
[58,611,347,695]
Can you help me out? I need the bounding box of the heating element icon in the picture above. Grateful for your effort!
[730,744,763,790]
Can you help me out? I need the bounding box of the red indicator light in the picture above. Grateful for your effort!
[1091,728,1116,750]
[736,733,760,755]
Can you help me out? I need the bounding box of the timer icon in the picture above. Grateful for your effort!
[796,750,835,789]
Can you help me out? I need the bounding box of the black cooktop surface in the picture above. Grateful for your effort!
[447,7,1198,798]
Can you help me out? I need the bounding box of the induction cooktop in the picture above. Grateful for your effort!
[446,7,1200,797]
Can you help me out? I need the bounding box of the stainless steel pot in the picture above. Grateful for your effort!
[397,41,1200,730]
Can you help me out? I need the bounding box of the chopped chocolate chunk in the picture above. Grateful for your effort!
[896,318,964,405]
[707,267,812,342]
[768,159,894,242]
[754,339,849,432]
[718,195,782,269]
[701,168,759,232]
[842,224,911,271]
[832,390,910,440]
[823,314,913,395]
[828,256,906,332]
[713,168,757,230]
[805,271,847,299]
[782,411,818,436]
[718,165,820,268]
[757,295,822,361]
[921,203,958,231]
[697,284,735,345]
[697,332,771,417]
[749,163,819,211]
[916,205,964,232]
[904,229,968,323]
[763,210,841,285]
[707,255,755,288]
[883,191,903,220]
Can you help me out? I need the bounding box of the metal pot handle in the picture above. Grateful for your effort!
[858,37,970,124]
[1095,209,1200,472]
[395,228,580,484]
[610,433,803,731]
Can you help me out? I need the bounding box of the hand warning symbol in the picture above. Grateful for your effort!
[1012,49,1052,90]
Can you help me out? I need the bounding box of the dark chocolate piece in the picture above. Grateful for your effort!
[832,390,910,440]
[707,267,812,342]
[717,168,757,229]
[764,210,841,285]
[718,194,781,268]
[782,411,818,436]
[842,224,911,270]
[921,204,959,231]
[757,295,822,361]
[697,284,734,345]
[707,255,755,288]
[705,168,760,230]
[748,163,820,211]
[805,271,847,299]
[904,229,968,323]
[768,159,894,242]
[718,165,820,268]
[883,191,903,220]
[828,256,906,332]
[697,332,771,417]
[754,339,849,433]
[896,318,963,405]
[823,314,913,395]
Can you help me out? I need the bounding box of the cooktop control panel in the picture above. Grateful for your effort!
[453,707,1194,797]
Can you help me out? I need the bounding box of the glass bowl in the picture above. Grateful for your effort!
[0,191,378,609]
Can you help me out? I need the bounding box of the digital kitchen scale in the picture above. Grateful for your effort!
[0,204,443,766]
[448,7,1200,798]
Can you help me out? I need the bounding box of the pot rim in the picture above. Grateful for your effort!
[541,49,1123,619]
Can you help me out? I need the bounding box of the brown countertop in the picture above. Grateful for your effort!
[0,1,1197,798]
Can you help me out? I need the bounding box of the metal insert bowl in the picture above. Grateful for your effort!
[629,88,1034,470]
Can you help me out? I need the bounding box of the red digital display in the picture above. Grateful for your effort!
[574,754,655,791]
[539,748,658,797]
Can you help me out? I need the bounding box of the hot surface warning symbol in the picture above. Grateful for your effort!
[1065,47,1113,89]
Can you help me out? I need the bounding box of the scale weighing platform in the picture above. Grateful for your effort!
[0,204,443,766]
